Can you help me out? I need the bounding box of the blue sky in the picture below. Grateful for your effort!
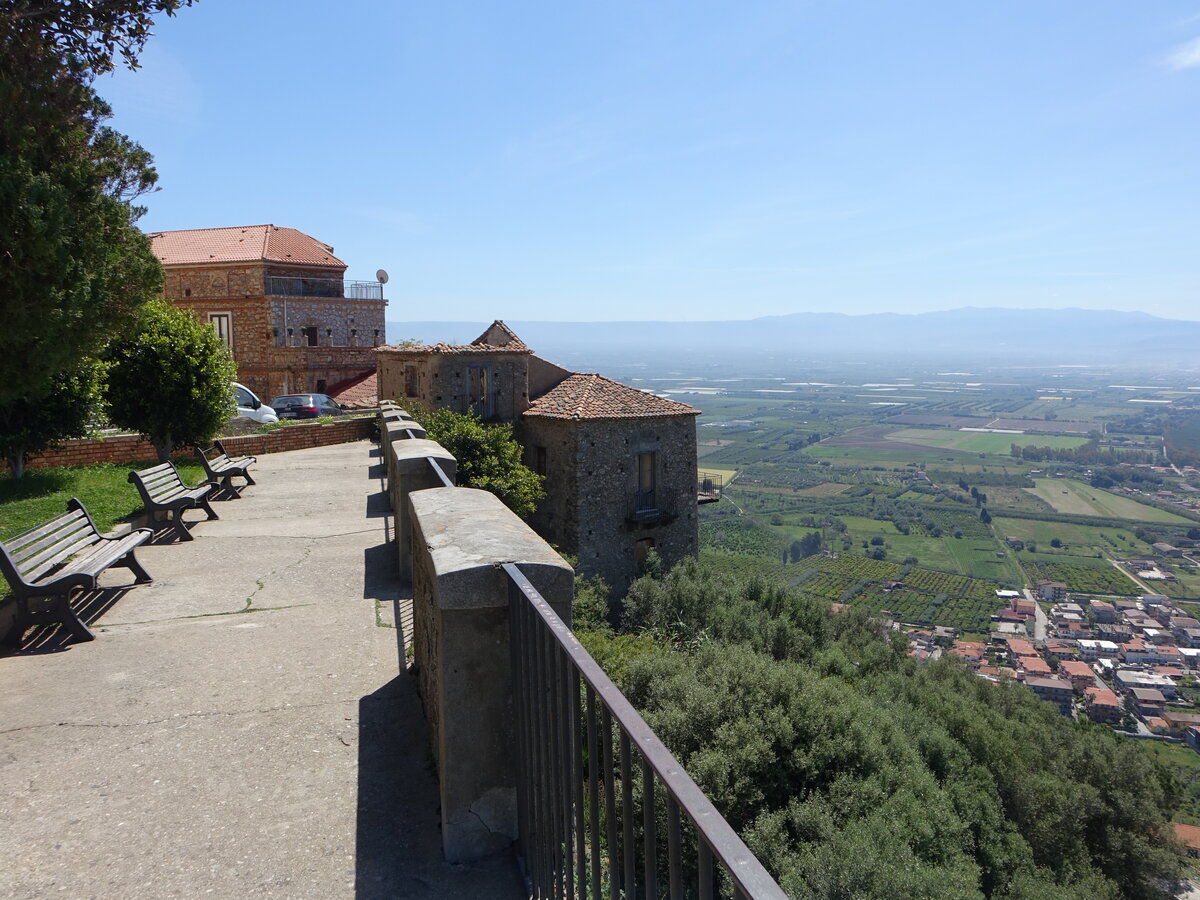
[102,1,1200,322]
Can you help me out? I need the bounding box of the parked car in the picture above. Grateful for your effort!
[232,382,278,423]
[269,393,345,419]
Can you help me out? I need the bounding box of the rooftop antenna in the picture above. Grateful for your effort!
[376,269,389,285]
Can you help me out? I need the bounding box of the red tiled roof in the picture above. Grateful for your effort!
[1175,823,1200,852]
[1059,661,1094,678]
[524,373,699,421]
[327,371,378,409]
[149,225,346,268]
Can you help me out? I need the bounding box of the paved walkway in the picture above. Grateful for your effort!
[0,441,524,899]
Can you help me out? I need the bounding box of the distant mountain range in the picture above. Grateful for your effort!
[385,307,1200,369]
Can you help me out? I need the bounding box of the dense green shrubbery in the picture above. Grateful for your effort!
[591,558,1183,898]
[415,407,544,519]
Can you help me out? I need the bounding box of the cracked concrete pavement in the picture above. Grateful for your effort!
[0,440,524,899]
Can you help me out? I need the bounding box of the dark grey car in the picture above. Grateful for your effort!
[269,393,345,419]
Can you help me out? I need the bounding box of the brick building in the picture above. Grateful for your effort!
[376,322,701,592]
[150,225,387,400]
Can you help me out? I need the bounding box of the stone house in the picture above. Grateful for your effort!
[150,224,387,400]
[376,322,701,592]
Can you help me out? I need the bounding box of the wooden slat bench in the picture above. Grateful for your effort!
[0,498,153,645]
[195,443,257,499]
[127,461,219,542]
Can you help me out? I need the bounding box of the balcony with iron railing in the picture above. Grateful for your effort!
[628,489,677,526]
[264,275,384,300]
[698,471,724,505]
[380,404,787,898]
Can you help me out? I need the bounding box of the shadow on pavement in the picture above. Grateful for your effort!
[354,675,524,900]
[0,586,132,655]
[364,491,391,519]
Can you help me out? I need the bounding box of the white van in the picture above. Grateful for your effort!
[232,382,279,424]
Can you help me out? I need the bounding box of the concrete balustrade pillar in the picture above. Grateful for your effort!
[382,421,431,488]
[409,487,573,863]
[387,439,457,582]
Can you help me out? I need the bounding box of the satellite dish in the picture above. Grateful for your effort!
[376,269,389,284]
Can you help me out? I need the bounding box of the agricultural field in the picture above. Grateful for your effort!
[791,482,854,497]
[790,554,1006,634]
[678,358,1200,611]
[993,517,1154,556]
[1025,479,1191,523]
[885,428,1091,454]
[1021,559,1140,596]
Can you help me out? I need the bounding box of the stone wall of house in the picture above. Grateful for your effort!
[267,297,386,349]
[162,263,267,301]
[376,350,531,422]
[1,417,375,474]
[522,415,581,555]
[522,414,698,592]
[172,296,274,392]
[164,258,385,400]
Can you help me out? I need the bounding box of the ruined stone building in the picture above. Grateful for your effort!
[150,225,387,400]
[375,322,700,591]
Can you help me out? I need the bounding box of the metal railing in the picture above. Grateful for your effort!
[698,472,724,499]
[264,276,384,299]
[628,490,677,525]
[505,563,787,900]
[427,455,453,487]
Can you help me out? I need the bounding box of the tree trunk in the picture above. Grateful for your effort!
[154,433,173,463]
[6,451,25,480]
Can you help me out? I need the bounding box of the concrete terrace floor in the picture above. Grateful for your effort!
[0,441,525,899]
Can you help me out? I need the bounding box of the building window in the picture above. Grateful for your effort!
[535,446,547,476]
[468,366,492,418]
[634,537,656,569]
[405,366,419,397]
[302,326,319,347]
[635,451,656,511]
[208,313,232,350]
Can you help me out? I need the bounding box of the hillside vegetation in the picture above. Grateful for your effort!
[581,559,1185,899]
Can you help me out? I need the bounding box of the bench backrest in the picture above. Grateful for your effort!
[129,462,185,502]
[195,446,224,471]
[0,498,99,590]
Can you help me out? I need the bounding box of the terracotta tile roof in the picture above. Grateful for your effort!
[1059,660,1094,678]
[149,225,346,268]
[524,374,699,421]
[1176,822,1200,852]
[377,341,534,355]
[327,370,378,409]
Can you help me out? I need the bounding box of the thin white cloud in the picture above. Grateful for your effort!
[1164,36,1200,69]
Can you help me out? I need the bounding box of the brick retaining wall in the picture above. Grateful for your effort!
[4,416,376,473]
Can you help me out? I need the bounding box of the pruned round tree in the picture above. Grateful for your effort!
[105,300,237,461]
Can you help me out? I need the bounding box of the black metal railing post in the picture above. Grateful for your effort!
[503,563,787,900]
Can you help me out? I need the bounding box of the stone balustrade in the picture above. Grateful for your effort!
[379,406,574,863]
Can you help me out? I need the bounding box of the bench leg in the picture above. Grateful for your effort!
[170,512,194,542]
[1,600,27,647]
[121,549,153,584]
[220,475,242,499]
[241,470,256,486]
[199,496,220,521]
[56,593,95,643]
[1,595,95,646]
